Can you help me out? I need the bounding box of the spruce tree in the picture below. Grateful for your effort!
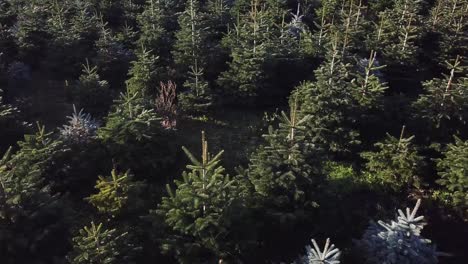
[60,106,99,144]
[360,126,424,191]
[156,131,242,262]
[356,199,438,264]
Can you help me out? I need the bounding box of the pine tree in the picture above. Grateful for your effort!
[361,126,423,191]
[67,221,126,264]
[0,124,69,263]
[126,48,158,97]
[68,60,112,116]
[156,131,242,262]
[86,168,143,217]
[436,136,468,208]
[356,199,439,264]
[413,56,468,138]
[295,238,341,264]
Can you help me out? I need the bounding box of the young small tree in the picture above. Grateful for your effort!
[156,131,242,262]
[67,222,126,264]
[86,168,143,217]
[60,106,99,144]
[68,61,112,116]
[436,136,468,208]
[126,48,159,98]
[361,127,424,191]
[356,199,438,264]
[294,238,341,264]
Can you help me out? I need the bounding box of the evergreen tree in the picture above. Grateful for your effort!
[246,98,320,221]
[429,0,468,64]
[60,106,99,144]
[68,61,112,116]
[413,56,468,138]
[368,0,424,64]
[94,17,134,89]
[86,168,144,217]
[436,136,468,208]
[361,127,424,191]
[137,0,170,61]
[156,131,243,262]
[67,221,126,264]
[0,124,69,263]
[295,238,341,264]
[218,0,288,101]
[356,199,438,264]
[173,0,213,113]
[126,48,159,97]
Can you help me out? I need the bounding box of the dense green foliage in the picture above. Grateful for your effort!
[0,0,467,263]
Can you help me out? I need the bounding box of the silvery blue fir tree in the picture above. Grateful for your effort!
[294,238,341,264]
[60,106,99,144]
[356,199,439,264]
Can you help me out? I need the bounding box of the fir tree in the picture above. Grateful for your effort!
[429,0,468,64]
[218,0,287,101]
[369,0,424,64]
[86,168,143,217]
[68,60,112,116]
[126,48,159,97]
[60,106,99,144]
[173,0,213,113]
[413,56,468,138]
[295,238,341,264]
[94,17,134,89]
[361,126,424,191]
[246,98,320,222]
[436,136,468,208]
[137,0,170,62]
[67,221,126,264]
[0,124,69,263]
[156,131,242,262]
[356,199,439,264]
